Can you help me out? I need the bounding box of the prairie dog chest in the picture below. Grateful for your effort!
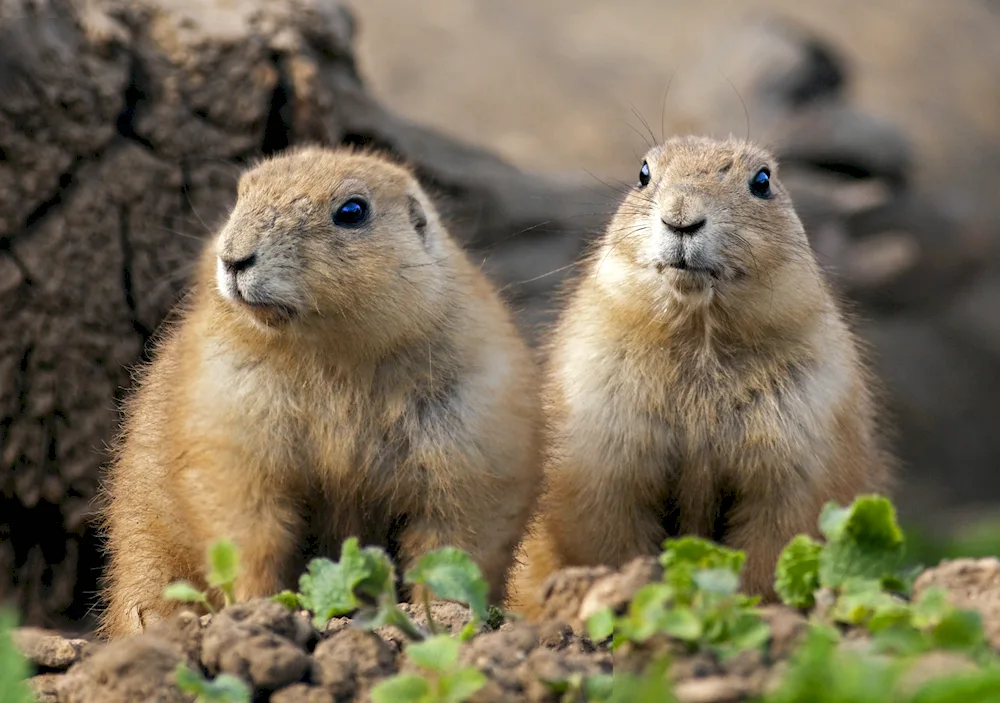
[559,338,846,473]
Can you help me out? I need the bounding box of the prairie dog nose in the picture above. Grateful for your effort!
[662,217,707,236]
[219,252,257,274]
[661,192,707,236]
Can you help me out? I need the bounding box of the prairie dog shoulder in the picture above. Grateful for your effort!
[100,146,541,638]
[508,135,892,617]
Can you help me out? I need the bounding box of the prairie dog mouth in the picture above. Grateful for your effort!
[657,257,719,278]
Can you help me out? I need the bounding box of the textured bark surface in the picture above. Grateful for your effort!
[0,0,994,629]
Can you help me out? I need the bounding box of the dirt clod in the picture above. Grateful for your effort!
[27,673,62,703]
[579,557,662,621]
[201,600,314,690]
[54,633,189,703]
[311,628,397,699]
[12,628,91,670]
[270,684,337,703]
[535,565,613,625]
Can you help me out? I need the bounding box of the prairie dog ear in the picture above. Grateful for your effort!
[406,194,428,239]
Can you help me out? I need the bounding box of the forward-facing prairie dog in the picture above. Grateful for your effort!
[508,135,893,618]
[99,146,541,638]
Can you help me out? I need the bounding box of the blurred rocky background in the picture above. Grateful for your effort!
[1,0,999,631]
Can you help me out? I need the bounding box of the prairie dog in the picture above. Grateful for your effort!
[99,146,541,638]
[509,136,892,618]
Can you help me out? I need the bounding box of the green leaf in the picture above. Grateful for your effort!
[0,609,34,703]
[370,674,431,703]
[765,624,903,703]
[584,674,616,701]
[775,534,822,609]
[162,581,210,606]
[174,663,251,703]
[661,606,703,641]
[587,607,615,643]
[458,622,478,642]
[909,667,1000,703]
[406,634,460,672]
[404,548,489,623]
[817,495,905,589]
[297,538,396,628]
[724,615,771,655]
[911,587,952,629]
[206,539,241,595]
[829,578,905,627]
[270,590,301,611]
[660,537,745,609]
[620,584,673,643]
[928,609,986,652]
[872,622,930,656]
[693,568,740,596]
[660,537,745,578]
[439,667,488,703]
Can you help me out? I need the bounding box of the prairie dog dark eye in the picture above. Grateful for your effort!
[749,168,771,199]
[333,197,369,227]
[638,161,651,188]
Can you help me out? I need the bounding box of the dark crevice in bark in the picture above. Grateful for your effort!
[261,53,293,155]
[117,205,153,352]
[115,56,154,150]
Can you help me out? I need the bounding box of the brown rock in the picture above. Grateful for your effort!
[201,601,313,690]
[579,557,663,622]
[312,628,397,699]
[271,684,336,703]
[461,624,540,693]
[54,633,189,703]
[26,673,62,703]
[535,565,613,626]
[12,627,90,670]
[673,675,757,703]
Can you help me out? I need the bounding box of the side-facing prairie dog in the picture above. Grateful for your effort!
[508,135,892,618]
[99,146,541,638]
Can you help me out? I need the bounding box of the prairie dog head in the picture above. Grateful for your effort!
[214,147,450,343]
[596,136,821,315]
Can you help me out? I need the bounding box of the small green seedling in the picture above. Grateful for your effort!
[0,609,34,703]
[370,634,487,703]
[174,662,250,703]
[162,538,242,613]
[404,547,490,640]
[296,537,424,636]
[587,537,769,660]
[296,539,495,643]
[542,672,615,703]
[775,495,910,612]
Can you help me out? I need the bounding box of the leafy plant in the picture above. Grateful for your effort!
[162,538,242,613]
[404,547,489,633]
[587,537,769,660]
[370,634,487,703]
[0,609,34,703]
[295,538,494,645]
[758,623,1000,703]
[174,662,251,703]
[542,672,616,703]
[296,537,425,638]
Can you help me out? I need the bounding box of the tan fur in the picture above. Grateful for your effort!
[98,146,541,638]
[508,136,893,619]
